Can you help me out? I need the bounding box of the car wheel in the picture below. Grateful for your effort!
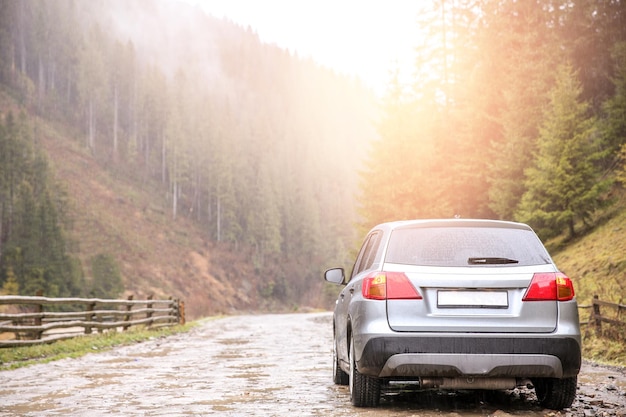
[333,337,349,385]
[533,377,577,410]
[349,336,380,407]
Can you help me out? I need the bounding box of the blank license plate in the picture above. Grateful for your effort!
[437,290,508,308]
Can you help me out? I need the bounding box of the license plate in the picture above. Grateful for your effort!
[437,290,508,308]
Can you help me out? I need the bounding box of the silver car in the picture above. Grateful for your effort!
[325,219,581,409]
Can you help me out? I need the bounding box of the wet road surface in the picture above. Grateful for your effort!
[1,312,625,416]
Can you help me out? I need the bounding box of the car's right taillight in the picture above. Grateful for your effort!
[362,271,422,300]
[522,272,575,301]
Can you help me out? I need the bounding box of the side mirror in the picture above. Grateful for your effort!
[324,268,345,285]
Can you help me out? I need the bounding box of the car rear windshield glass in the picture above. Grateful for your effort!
[385,226,551,267]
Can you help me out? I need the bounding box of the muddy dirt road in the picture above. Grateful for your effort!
[1,312,625,416]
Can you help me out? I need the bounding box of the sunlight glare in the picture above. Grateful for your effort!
[178,0,424,95]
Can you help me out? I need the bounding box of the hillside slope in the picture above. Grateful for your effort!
[30,111,626,319]
[47,134,259,319]
[1,94,264,320]
[552,199,626,308]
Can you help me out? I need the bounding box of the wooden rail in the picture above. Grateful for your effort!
[0,295,184,348]
[578,295,626,337]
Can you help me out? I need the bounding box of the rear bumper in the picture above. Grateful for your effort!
[358,336,581,379]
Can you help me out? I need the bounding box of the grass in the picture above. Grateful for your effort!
[547,194,626,368]
[583,333,626,367]
[0,322,197,371]
[551,199,626,307]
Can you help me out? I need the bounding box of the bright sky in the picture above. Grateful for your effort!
[180,0,423,95]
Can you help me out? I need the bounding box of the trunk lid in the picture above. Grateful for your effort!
[385,264,558,333]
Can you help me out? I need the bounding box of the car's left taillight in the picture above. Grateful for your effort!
[522,272,575,301]
[362,271,422,300]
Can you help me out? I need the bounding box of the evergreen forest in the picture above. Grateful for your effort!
[363,0,626,241]
[1,0,626,313]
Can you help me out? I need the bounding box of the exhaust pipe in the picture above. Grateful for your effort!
[420,377,518,390]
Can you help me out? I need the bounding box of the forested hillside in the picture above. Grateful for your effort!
[0,0,376,316]
[362,1,626,233]
[1,0,626,317]
[358,1,626,305]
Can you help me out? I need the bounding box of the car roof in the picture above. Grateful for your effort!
[371,219,533,234]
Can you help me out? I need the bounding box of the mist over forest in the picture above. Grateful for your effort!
[1,0,626,314]
[0,0,379,313]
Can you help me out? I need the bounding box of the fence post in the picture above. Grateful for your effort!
[168,296,175,324]
[593,294,602,336]
[85,302,95,334]
[123,295,133,331]
[34,290,44,340]
[179,300,186,325]
[97,311,103,333]
[146,294,154,327]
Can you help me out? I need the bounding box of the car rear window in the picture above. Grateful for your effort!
[385,226,551,267]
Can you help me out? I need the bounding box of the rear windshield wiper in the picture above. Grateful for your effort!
[468,257,519,265]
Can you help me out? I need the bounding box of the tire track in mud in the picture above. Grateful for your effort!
[0,313,624,416]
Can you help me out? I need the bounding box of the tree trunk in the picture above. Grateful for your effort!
[18,1,26,75]
[172,179,177,220]
[88,98,95,153]
[161,132,166,184]
[113,85,118,161]
[37,54,45,107]
[217,194,221,242]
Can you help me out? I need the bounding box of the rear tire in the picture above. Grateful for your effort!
[333,337,349,385]
[534,377,577,410]
[349,336,380,407]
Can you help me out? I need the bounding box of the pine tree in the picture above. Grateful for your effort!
[480,0,565,220]
[1,265,19,295]
[607,42,626,186]
[358,69,448,231]
[0,111,83,297]
[516,64,611,239]
[602,42,626,155]
[90,253,122,298]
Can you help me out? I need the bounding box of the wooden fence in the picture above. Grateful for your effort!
[578,295,626,337]
[0,295,185,348]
